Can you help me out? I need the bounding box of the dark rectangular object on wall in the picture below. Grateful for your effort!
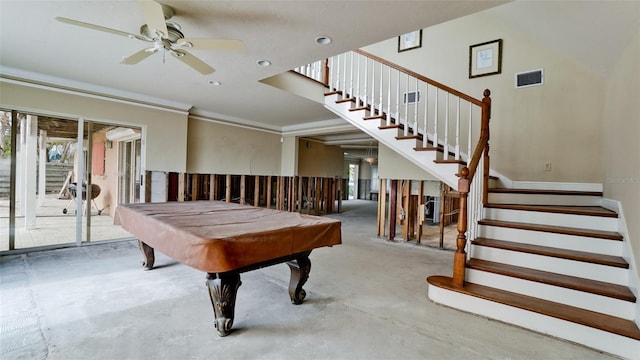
[516,69,544,88]
[403,90,420,104]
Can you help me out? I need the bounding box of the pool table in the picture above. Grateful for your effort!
[114,201,341,336]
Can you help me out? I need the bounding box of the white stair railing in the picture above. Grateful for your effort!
[317,50,483,162]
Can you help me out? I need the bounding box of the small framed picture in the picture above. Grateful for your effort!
[469,39,503,78]
[398,30,422,52]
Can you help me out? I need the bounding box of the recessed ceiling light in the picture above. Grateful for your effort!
[256,59,271,67]
[315,36,332,45]
[208,80,222,86]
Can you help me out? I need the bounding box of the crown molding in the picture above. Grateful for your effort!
[0,66,192,114]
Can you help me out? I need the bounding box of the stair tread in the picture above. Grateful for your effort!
[396,135,421,140]
[414,146,443,152]
[466,259,636,302]
[489,188,603,196]
[434,159,466,165]
[478,219,624,240]
[363,115,385,120]
[427,275,640,340]
[485,204,618,218]
[472,237,628,268]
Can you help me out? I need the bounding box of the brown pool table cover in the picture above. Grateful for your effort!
[114,201,342,273]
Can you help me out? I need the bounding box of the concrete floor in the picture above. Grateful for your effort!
[0,200,615,360]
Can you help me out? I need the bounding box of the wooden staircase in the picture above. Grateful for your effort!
[428,188,640,359]
[295,51,639,358]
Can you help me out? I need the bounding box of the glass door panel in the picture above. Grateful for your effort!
[0,110,78,250]
[87,123,142,243]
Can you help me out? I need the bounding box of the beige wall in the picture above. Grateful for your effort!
[90,129,118,216]
[297,139,343,177]
[603,29,640,277]
[280,135,297,176]
[0,82,188,173]
[186,118,282,175]
[363,11,605,183]
[378,144,438,181]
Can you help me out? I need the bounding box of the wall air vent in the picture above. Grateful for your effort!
[403,90,420,104]
[516,69,544,88]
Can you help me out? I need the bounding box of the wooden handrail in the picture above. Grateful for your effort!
[355,49,484,106]
[453,89,491,287]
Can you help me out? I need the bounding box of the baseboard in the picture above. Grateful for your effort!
[511,181,603,192]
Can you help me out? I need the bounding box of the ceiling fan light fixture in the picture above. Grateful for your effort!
[256,59,271,67]
[315,36,332,45]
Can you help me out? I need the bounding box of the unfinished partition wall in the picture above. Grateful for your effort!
[151,172,342,215]
[376,178,457,248]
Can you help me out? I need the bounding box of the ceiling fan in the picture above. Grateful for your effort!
[56,0,244,75]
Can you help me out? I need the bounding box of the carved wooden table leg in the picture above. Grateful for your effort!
[287,252,312,304]
[138,240,155,271]
[206,273,242,337]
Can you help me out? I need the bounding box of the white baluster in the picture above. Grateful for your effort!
[404,74,409,136]
[363,56,368,108]
[395,69,400,129]
[467,102,472,164]
[349,52,354,98]
[414,78,419,137]
[329,56,335,91]
[356,53,361,103]
[455,97,460,160]
[423,84,429,148]
[443,94,449,160]
[367,58,376,115]
[433,90,438,149]
[379,63,383,117]
[386,66,391,126]
[342,53,347,97]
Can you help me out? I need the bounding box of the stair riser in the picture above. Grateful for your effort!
[487,193,602,206]
[470,246,629,285]
[428,285,640,360]
[478,225,623,256]
[466,269,635,319]
[484,208,618,232]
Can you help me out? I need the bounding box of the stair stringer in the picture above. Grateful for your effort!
[324,93,460,189]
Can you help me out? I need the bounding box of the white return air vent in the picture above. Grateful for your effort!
[515,69,544,88]
[403,90,420,104]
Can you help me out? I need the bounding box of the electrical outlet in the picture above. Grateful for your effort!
[544,162,552,171]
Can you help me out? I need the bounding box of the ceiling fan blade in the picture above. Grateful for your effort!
[121,48,157,65]
[137,0,169,39]
[56,17,150,41]
[171,50,215,75]
[178,38,245,52]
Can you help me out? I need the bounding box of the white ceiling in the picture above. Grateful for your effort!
[0,0,503,131]
[1,0,638,148]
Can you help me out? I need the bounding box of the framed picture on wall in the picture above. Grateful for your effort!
[469,39,503,78]
[398,30,422,52]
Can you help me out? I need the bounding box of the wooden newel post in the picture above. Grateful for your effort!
[481,89,491,205]
[453,167,470,287]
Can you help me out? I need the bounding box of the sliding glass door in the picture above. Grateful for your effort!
[0,109,142,252]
